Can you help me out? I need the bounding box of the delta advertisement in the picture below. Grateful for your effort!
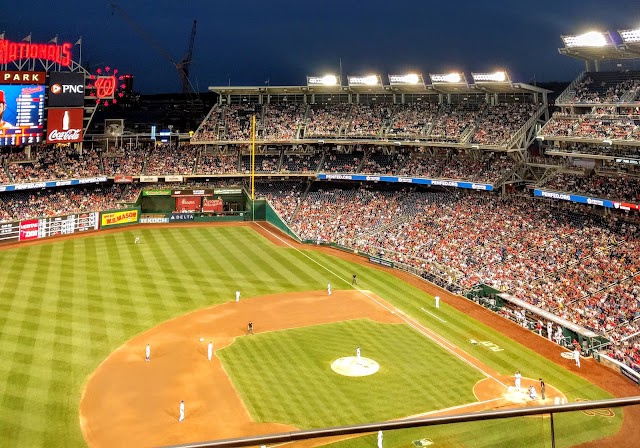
[100,208,139,227]
[534,189,640,211]
[317,173,494,191]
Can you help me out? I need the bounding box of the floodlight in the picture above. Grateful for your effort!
[348,74,382,86]
[472,71,511,82]
[389,73,423,85]
[562,31,608,48]
[619,28,640,43]
[307,75,340,86]
[430,73,464,83]
[445,73,461,83]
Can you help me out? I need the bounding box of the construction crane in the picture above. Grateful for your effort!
[109,2,197,95]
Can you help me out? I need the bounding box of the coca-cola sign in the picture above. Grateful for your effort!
[46,108,84,143]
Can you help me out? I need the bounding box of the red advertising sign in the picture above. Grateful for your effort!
[46,108,84,143]
[202,198,223,213]
[0,40,73,66]
[114,175,133,183]
[176,197,201,212]
[618,202,640,211]
[19,219,40,241]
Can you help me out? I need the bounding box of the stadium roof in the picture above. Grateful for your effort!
[208,83,550,96]
[558,30,640,62]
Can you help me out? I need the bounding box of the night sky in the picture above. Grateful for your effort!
[1,0,639,93]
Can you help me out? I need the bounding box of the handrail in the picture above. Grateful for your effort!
[162,396,640,448]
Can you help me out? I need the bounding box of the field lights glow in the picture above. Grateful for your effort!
[389,73,421,84]
[307,74,339,86]
[619,29,640,43]
[348,75,381,86]
[473,71,509,82]
[563,31,608,47]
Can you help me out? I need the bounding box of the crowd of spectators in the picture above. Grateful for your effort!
[240,154,280,173]
[192,105,223,141]
[321,151,365,172]
[305,104,351,137]
[471,103,539,145]
[144,144,198,175]
[569,76,640,104]
[387,103,438,138]
[280,152,323,173]
[344,104,392,138]
[7,146,103,182]
[359,148,409,175]
[196,152,239,174]
[262,104,306,140]
[541,172,640,202]
[255,180,306,222]
[103,146,148,176]
[0,184,141,223]
[427,104,478,143]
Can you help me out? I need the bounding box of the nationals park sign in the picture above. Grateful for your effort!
[0,39,73,67]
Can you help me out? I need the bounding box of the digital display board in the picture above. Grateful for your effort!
[0,83,45,146]
[48,72,85,107]
[0,222,20,243]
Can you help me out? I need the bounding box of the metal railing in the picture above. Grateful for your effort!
[163,396,640,448]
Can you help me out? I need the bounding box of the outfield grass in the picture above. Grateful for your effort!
[0,226,622,447]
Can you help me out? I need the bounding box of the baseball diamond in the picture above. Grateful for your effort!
[0,223,636,448]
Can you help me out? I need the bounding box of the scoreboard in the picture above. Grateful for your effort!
[0,212,99,243]
[0,71,46,147]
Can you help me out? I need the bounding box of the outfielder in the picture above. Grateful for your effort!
[145,343,150,362]
[356,346,361,361]
[207,341,213,361]
[134,236,141,244]
[179,400,185,422]
[435,296,440,309]
[327,283,332,296]
[514,370,521,391]
[236,290,240,303]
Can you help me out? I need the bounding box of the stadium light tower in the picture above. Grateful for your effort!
[347,74,382,87]
[557,30,637,71]
[561,31,608,47]
[619,28,640,43]
[307,74,340,86]
[471,71,511,83]
[388,73,425,86]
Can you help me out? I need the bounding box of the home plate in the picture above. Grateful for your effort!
[331,356,379,377]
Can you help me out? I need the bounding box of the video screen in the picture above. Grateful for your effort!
[0,84,45,146]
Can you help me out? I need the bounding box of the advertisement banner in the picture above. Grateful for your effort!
[140,176,159,183]
[142,189,172,196]
[19,219,40,241]
[164,175,184,182]
[202,198,224,212]
[0,222,20,243]
[114,175,133,183]
[176,197,201,212]
[172,189,214,196]
[170,213,194,221]
[214,188,243,195]
[534,189,615,208]
[47,72,85,107]
[101,209,139,227]
[0,71,46,84]
[46,108,84,143]
[316,174,493,191]
[140,217,170,223]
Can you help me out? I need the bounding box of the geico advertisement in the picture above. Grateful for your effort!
[46,108,84,143]
[101,209,139,227]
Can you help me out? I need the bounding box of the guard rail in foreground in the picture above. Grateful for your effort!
[163,396,640,448]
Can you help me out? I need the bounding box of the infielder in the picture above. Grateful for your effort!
[514,370,521,391]
[145,343,150,362]
[247,321,254,335]
[528,385,537,400]
[207,341,213,361]
[574,348,581,368]
[356,346,361,361]
[435,295,440,309]
[236,290,240,303]
[327,283,332,296]
[179,400,185,422]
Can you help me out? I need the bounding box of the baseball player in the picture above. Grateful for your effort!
[546,321,553,341]
[514,370,521,391]
[327,283,332,296]
[528,385,537,400]
[356,346,361,361]
[435,295,440,309]
[0,90,15,128]
[236,290,240,303]
[574,348,581,368]
[134,236,141,244]
[539,378,546,400]
[207,341,213,361]
[145,343,150,362]
[247,321,254,335]
[179,400,185,422]
[352,274,357,285]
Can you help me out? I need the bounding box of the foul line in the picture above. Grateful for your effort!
[421,307,447,323]
[255,223,509,390]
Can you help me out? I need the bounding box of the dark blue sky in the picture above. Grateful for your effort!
[2,0,639,93]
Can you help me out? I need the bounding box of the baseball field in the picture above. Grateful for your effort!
[0,223,635,447]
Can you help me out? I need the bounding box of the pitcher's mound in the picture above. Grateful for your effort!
[331,357,380,377]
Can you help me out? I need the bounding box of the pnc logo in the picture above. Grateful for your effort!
[51,83,84,95]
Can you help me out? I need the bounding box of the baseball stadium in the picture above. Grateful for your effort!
[2,22,640,448]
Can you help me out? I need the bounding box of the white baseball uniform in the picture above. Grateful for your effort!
[547,322,553,341]
[134,237,140,244]
[574,349,580,367]
[435,296,440,308]
[327,283,331,296]
[179,401,185,422]
[236,290,240,302]
[145,344,150,361]
[207,342,213,361]
[356,347,361,359]
[515,371,521,391]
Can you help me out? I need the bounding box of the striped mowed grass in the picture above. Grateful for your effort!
[0,226,622,447]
